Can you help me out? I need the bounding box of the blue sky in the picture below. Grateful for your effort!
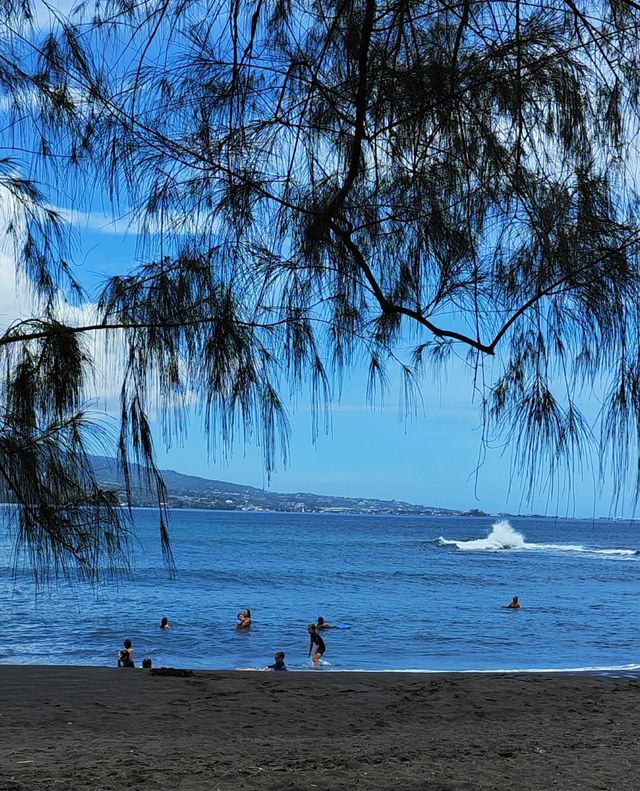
[156,356,611,516]
[0,2,628,518]
[0,174,621,519]
[15,210,613,519]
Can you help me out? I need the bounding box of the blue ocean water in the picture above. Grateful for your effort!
[0,510,638,672]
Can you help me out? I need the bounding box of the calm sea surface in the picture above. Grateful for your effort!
[1,510,639,672]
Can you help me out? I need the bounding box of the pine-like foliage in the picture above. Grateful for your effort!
[1,0,640,578]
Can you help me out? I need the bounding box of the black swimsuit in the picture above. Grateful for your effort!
[310,633,326,655]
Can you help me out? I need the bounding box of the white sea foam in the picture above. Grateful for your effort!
[342,663,640,674]
[237,665,640,673]
[437,520,639,557]
[438,520,525,550]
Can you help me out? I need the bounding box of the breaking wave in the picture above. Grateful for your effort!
[437,520,639,557]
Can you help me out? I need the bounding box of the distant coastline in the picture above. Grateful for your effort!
[125,504,505,517]
[87,456,544,517]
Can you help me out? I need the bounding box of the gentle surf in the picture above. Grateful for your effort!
[1,511,638,672]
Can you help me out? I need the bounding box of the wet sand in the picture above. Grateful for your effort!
[1,666,639,789]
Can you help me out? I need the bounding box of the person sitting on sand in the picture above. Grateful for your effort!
[236,608,252,628]
[265,651,288,671]
[160,616,171,630]
[316,616,335,630]
[504,596,522,609]
[307,623,326,668]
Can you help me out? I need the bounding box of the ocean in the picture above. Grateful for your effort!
[1,510,638,672]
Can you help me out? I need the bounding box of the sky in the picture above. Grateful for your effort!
[0,2,631,519]
[0,208,619,518]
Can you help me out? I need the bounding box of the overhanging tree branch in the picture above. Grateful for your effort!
[2,0,640,581]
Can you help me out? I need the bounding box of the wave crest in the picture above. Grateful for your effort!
[438,520,639,557]
[438,520,525,551]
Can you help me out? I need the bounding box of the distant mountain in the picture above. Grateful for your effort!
[89,455,472,516]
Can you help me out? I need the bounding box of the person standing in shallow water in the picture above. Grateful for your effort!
[160,617,171,629]
[307,623,326,668]
[123,638,134,662]
[117,639,135,667]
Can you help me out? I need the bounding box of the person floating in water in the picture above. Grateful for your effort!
[236,608,252,628]
[265,651,288,671]
[316,616,335,630]
[307,623,326,668]
[504,596,522,609]
[160,616,171,630]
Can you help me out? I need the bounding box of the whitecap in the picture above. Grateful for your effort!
[438,520,639,557]
[438,520,525,551]
[341,663,640,674]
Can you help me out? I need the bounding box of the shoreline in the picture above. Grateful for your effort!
[2,665,639,789]
[4,660,640,675]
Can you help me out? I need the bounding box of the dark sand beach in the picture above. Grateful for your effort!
[1,666,639,790]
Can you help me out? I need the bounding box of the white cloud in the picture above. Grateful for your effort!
[0,201,128,412]
[54,205,142,236]
[53,202,219,238]
[0,251,33,329]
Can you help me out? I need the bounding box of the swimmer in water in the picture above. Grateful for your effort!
[265,651,288,671]
[307,623,326,668]
[160,616,171,630]
[236,608,252,628]
[504,596,522,609]
[316,616,335,630]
